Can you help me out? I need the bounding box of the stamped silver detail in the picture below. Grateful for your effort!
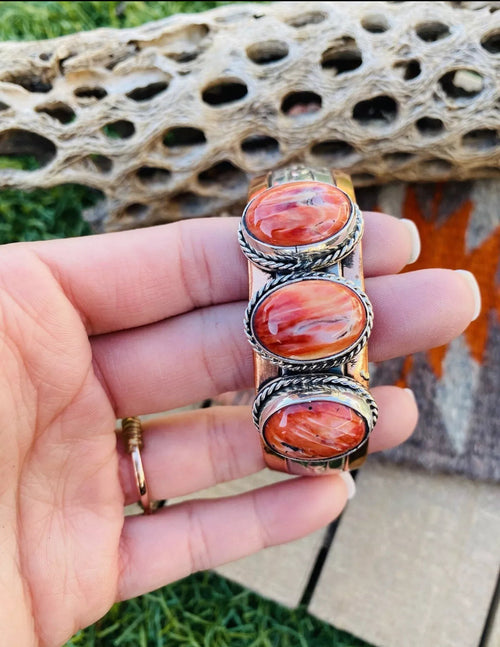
[244,272,373,370]
[269,166,334,186]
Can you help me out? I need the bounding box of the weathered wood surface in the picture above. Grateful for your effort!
[166,460,500,647]
[309,462,500,647]
[485,595,500,647]
[0,1,499,230]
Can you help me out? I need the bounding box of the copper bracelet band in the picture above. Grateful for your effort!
[239,166,377,475]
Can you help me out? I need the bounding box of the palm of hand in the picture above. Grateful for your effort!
[2,249,122,646]
[0,217,477,647]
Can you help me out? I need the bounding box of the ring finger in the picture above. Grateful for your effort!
[118,386,418,505]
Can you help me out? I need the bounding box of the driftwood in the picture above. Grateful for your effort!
[0,1,499,230]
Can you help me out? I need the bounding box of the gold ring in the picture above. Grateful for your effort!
[121,417,153,514]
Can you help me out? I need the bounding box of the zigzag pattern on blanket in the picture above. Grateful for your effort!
[369,179,500,482]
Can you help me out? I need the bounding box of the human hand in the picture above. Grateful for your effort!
[0,214,478,646]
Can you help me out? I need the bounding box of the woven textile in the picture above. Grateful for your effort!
[362,179,500,482]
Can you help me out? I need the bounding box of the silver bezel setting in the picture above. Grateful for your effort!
[253,374,378,469]
[244,272,373,370]
[238,182,363,272]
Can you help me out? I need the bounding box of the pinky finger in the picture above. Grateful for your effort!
[118,474,348,601]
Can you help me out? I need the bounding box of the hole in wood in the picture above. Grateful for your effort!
[74,86,107,100]
[171,192,220,218]
[321,41,362,74]
[35,102,76,124]
[473,165,500,176]
[361,15,390,33]
[134,24,208,50]
[0,129,56,169]
[3,74,52,93]
[126,81,168,102]
[122,203,150,219]
[481,30,500,54]
[202,79,248,105]
[58,52,77,74]
[170,51,199,63]
[405,59,421,80]
[383,152,416,166]
[416,116,444,135]
[281,91,322,116]
[310,140,357,163]
[79,187,108,227]
[136,166,172,185]
[353,95,397,126]
[415,21,450,42]
[0,155,40,171]
[0,101,9,111]
[105,51,136,71]
[198,160,246,189]
[86,154,113,174]
[39,52,52,61]
[247,40,289,64]
[394,59,421,80]
[350,172,377,184]
[103,120,135,139]
[241,134,279,155]
[159,24,209,62]
[462,128,499,150]
[439,69,484,99]
[163,126,206,147]
[286,12,326,27]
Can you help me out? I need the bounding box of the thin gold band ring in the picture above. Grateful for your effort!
[121,417,153,514]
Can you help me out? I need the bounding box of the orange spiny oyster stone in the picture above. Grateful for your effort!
[253,279,366,360]
[264,400,366,459]
[244,181,351,246]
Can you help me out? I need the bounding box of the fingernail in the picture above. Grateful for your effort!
[455,270,481,321]
[400,218,421,264]
[404,387,416,404]
[339,472,356,500]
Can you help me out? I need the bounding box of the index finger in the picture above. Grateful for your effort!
[20,214,415,335]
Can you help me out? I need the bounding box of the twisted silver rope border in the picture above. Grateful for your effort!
[238,206,363,273]
[252,373,379,431]
[244,272,374,371]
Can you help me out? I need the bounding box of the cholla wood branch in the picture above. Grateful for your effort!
[0,1,499,230]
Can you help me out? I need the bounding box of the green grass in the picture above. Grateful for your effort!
[0,2,372,646]
[0,183,97,243]
[0,1,232,40]
[65,571,369,647]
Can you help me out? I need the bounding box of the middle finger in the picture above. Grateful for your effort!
[91,268,477,417]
